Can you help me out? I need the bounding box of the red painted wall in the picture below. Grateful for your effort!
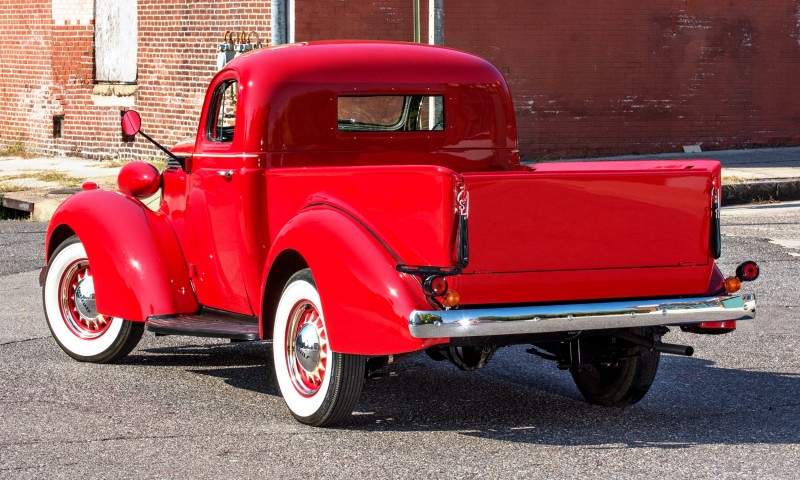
[296,0,800,159]
[445,0,800,158]
[295,0,416,42]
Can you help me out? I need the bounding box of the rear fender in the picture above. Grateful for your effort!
[262,205,444,355]
[45,190,198,321]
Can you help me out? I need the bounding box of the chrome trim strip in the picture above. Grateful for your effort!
[408,294,756,338]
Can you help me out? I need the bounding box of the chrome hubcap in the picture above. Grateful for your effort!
[74,276,97,319]
[59,260,111,339]
[295,323,321,373]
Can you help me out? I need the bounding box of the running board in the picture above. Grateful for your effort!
[145,309,259,341]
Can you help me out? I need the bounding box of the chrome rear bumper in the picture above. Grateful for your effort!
[408,294,756,339]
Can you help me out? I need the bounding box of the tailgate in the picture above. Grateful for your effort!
[462,161,720,274]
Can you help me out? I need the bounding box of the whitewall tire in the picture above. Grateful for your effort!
[43,236,143,363]
[272,269,365,427]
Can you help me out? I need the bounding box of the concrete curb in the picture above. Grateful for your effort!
[723,180,800,206]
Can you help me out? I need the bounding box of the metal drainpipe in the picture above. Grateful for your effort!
[271,0,294,45]
[271,0,287,45]
[413,0,421,43]
[427,0,444,128]
[428,0,443,46]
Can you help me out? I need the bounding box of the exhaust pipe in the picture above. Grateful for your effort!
[615,330,694,357]
[654,342,694,356]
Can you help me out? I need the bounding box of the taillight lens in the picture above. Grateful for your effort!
[736,261,760,281]
[424,276,448,296]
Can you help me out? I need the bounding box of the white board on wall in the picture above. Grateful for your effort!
[52,0,93,25]
[95,0,137,83]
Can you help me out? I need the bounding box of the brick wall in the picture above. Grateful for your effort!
[0,1,55,151]
[133,1,272,159]
[296,1,800,158]
[50,1,100,157]
[295,0,416,42]
[3,1,799,159]
[0,1,272,159]
[445,1,800,158]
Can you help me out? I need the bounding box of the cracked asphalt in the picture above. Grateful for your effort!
[1,203,798,478]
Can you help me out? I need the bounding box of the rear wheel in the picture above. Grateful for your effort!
[43,236,144,363]
[570,332,661,406]
[272,269,365,427]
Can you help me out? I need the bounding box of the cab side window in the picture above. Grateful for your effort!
[207,80,238,142]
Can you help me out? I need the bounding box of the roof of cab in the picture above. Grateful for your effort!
[202,41,518,165]
[226,40,506,86]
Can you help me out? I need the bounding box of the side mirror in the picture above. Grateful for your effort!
[121,110,141,136]
[119,110,184,168]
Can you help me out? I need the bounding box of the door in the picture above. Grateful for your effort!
[184,78,253,315]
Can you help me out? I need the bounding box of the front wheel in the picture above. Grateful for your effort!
[272,269,365,427]
[43,236,144,363]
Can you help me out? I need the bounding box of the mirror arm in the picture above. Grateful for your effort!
[137,129,181,162]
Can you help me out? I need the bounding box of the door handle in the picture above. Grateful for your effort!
[215,170,233,180]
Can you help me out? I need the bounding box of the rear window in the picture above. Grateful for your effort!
[338,95,444,132]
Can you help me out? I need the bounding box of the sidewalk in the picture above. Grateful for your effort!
[548,146,800,205]
[2,146,800,221]
[0,157,121,221]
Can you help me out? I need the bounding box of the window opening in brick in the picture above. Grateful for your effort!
[52,115,64,138]
[337,95,444,132]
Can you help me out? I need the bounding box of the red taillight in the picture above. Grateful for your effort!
[424,276,449,296]
[736,261,760,282]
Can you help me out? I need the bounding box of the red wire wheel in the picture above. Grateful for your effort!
[58,262,112,339]
[284,301,329,397]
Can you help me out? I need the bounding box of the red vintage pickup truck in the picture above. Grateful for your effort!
[42,41,758,427]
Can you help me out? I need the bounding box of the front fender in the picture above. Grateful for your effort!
[263,205,445,355]
[45,190,198,321]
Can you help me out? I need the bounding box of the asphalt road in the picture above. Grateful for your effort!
[1,203,798,478]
